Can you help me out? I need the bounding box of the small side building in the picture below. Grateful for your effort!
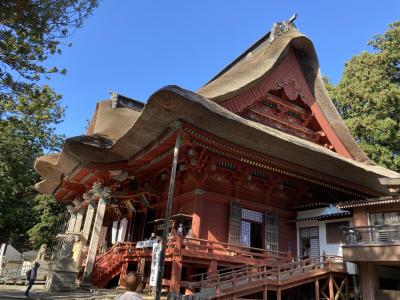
[340,196,400,300]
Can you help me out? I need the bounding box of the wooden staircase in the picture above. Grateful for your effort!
[192,255,348,299]
[91,242,152,287]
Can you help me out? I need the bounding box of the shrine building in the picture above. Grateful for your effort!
[34,17,400,300]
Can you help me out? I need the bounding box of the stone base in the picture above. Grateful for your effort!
[78,276,94,291]
[46,269,78,292]
[46,258,78,292]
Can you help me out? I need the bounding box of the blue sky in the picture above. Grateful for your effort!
[44,0,400,137]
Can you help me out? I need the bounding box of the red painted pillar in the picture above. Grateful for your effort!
[208,260,218,274]
[192,187,204,239]
[118,262,129,287]
[170,258,182,294]
[185,267,195,295]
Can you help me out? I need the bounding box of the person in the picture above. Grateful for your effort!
[117,272,143,300]
[25,261,40,297]
[176,223,184,237]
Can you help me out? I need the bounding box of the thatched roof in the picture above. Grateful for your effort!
[197,28,371,164]
[34,24,400,197]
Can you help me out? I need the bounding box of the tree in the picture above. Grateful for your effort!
[0,0,98,250]
[27,195,67,250]
[329,21,400,171]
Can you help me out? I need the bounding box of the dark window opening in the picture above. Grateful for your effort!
[326,221,349,244]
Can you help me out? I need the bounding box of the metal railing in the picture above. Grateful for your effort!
[343,224,400,245]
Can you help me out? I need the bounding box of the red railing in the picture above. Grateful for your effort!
[91,237,291,287]
[172,236,289,261]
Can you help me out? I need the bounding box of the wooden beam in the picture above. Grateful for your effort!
[263,286,268,300]
[333,276,346,300]
[329,274,334,300]
[315,278,320,300]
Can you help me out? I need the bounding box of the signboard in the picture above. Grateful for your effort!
[149,241,162,287]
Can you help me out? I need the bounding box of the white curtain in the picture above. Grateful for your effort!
[112,220,119,244]
[117,218,128,242]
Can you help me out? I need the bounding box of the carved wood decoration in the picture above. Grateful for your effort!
[240,80,332,148]
[220,48,353,158]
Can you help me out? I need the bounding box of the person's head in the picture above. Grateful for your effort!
[34,262,40,268]
[125,272,141,292]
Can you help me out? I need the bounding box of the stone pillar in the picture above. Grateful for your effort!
[83,183,110,278]
[67,213,77,232]
[82,202,95,242]
[74,208,85,233]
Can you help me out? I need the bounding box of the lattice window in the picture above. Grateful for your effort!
[240,221,251,246]
[242,208,263,223]
[265,211,278,252]
[299,226,320,258]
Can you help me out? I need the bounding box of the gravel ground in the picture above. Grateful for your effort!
[0,285,162,300]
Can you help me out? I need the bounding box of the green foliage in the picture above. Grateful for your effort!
[27,195,66,249]
[328,21,400,171]
[0,0,98,250]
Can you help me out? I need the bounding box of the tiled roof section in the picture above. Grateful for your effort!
[293,211,351,222]
[290,202,331,211]
[337,196,400,209]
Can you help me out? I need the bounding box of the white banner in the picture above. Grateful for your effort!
[112,220,119,244]
[117,218,128,242]
[149,241,162,287]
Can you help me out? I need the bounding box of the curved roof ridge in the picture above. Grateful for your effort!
[196,28,374,165]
